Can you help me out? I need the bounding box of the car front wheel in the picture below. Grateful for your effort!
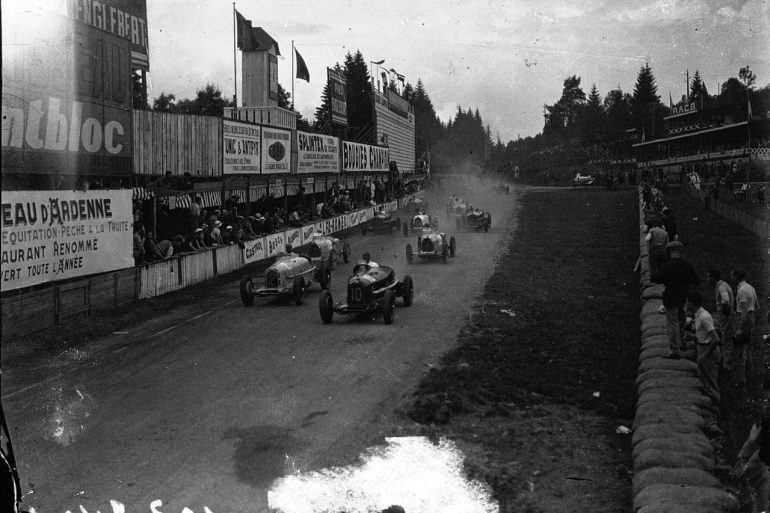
[382,290,395,324]
[319,289,334,324]
[293,276,305,305]
[240,275,255,306]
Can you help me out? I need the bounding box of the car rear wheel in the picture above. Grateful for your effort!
[319,289,334,324]
[293,276,305,305]
[329,249,337,271]
[318,262,331,290]
[449,236,456,257]
[406,244,413,264]
[342,242,351,263]
[382,290,395,324]
[402,275,414,306]
[240,275,255,306]
[442,246,448,264]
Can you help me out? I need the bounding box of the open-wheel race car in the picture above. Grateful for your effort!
[305,233,351,271]
[402,211,440,236]
[361,208,401,235]
[455,206,491,232]
[318,262,414,324]
[240,247,331,307]
[406,228,456,264]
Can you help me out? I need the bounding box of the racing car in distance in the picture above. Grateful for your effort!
[455,205,491,232]
[240,245,331,306]
[403,211,440,236]
[305,232,351,270]
[573,172,595,186]
[361,207,401,235]
[406,227,456,264]
[319,261,414,324]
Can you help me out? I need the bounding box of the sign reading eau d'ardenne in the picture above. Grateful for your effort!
[1,190,134,291]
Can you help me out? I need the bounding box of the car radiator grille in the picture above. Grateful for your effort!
[266,270,279,288]
[421,238,434,252]
[348,285,367,305]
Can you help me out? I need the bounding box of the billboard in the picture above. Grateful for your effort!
[223,120,261,174]
[296,131,340,173]
[2,11,132,177]
[262,128,291,174]
[1,189,134,291]
[327,68,348,126]
[63,0,150,71]
[342,142,389,172]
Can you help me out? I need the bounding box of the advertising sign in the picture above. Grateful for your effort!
[243,237,266,264]
[296,131,340,173]
[63,0,151,71]
[261,128,291,174]
[342,142,390,172]
[301,224,316,245]
[2,12,132,176]
[1,189,133,291]
[285,228,301,249]
[223,120,260,174]
[327,68,348,126]
[265,232,286,258]
[347,210,366,227]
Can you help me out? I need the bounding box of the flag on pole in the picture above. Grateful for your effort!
[295,47,310,82]
[235,9,257,51]
[669,92,673,109]
[747,96,752,119]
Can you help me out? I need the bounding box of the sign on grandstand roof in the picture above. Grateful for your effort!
[665,101,698,119]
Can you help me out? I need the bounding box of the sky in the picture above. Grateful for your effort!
[85,0,770,141]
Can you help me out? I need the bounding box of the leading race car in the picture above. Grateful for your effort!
[406,227,456,264]
[455,205,491,232]
[318,261,414,324]
[240,245,331,306]
[573,172,595,186]
[402,211,440,236]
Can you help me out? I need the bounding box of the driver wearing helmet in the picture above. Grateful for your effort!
[361,251,379,267]
[285,244,298,257]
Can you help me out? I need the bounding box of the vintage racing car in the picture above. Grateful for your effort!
[318,262,413,324]
[406,228,456,264]
[455,206,491,232]
[573,173,595,186]
[240,247,331,306]
[305,232,351,270]
[361,207,401,235]
[402,211,440,236]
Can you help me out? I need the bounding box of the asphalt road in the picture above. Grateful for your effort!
[3,179,518,513]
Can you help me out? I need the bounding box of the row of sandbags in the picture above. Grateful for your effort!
[632,196,739,512]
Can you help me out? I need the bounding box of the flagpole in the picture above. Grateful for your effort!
[232,3,238,109]
[292,40,295,111]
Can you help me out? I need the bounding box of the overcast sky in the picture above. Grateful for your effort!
[147,0,770,141]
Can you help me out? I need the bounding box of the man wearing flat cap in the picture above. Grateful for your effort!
[652,240,701,359]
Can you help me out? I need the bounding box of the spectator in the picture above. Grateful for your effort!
[732,269,761,388]
[133,225,145,265]
[188,228,207,251]
[652,241,701,359]
[686,291,722,404]
[221,225,234,245]
[242,216,258,240]
[149,235,174,260]
[288,209,302,227]
[645,217,669,275]
[201,224,214,246]
[661,207,678,241]
[707,269,735,370]
[189,196,202,233]
[210,220,223,245]
[732,411,770,513]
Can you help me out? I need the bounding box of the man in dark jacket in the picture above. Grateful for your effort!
[652,240,701,359]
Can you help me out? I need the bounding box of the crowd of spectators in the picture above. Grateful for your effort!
[133,177,410,266]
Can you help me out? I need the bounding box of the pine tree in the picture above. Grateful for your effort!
[631,63,662,136]
[344,50,374,143]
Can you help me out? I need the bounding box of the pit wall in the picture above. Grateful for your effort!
[1,193,424,341]
[632,193,739,512]
[683,183,770,240]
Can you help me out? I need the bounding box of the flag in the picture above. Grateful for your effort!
[295,48,310,82]
[748,96,753,119]
[669,92,673,110]
[235,9,257,51]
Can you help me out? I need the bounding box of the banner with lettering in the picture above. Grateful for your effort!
[300,224,317,245]
[347,210,366,227]
[265,232,287,258]
[296,131,340,173]
[327,68,348,126]
[223,120,261,174]
[1,189,133,291]
[342,142,389,172]
[285,228,301,249]
[243,237,266,264]
[262,128,291,174]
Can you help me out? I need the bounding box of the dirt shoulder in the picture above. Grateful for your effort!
[401,186,642,512]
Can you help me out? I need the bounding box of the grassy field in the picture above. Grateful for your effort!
[404,184,769,512]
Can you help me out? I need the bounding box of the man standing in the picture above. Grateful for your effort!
[686,291,722,403]
[707,269,735,369]
[646,217,669,276]
[652,241,701,359]
[732,269,761,387]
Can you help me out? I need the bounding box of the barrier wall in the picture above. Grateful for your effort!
[632,195,739,512]
[684,184,770,239]
[2,193,425,340]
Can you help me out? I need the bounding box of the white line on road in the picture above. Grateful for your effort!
[150,311,211,338]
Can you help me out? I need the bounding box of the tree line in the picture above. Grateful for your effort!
[135,55,768,179]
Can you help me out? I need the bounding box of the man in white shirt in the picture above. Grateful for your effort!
[708,269,735,369]
[732,269,761,387]
[686,291,721,403]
